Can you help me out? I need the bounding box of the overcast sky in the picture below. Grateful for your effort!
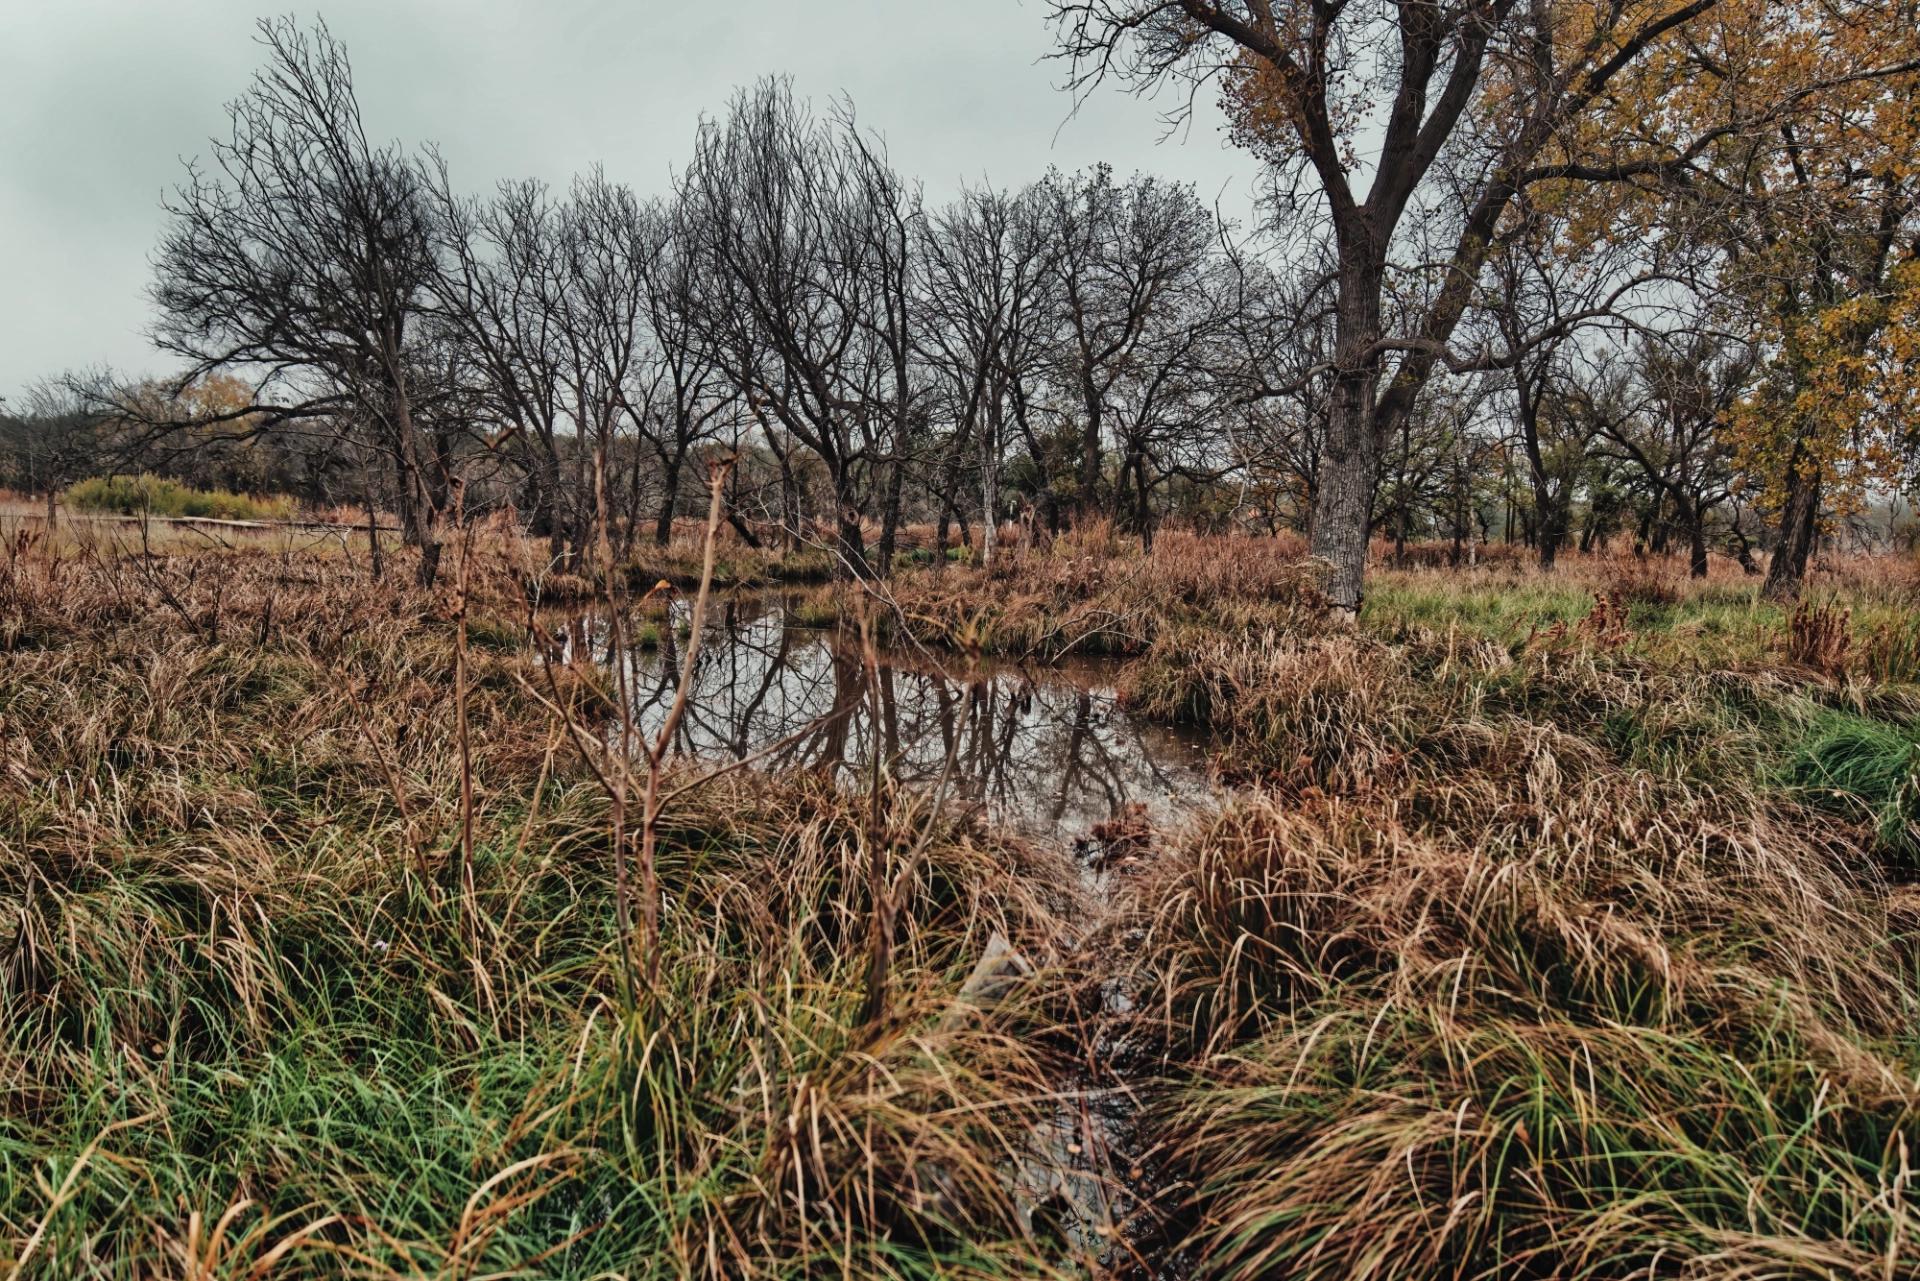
[0,0,1256,403]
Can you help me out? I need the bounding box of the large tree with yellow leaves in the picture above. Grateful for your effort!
[1048,0,1919,611]
[1667,1,1920,594]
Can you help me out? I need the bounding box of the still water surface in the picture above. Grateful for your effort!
[553,593,1213,843]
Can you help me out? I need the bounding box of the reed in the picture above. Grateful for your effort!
[8,530,1919,1277]
[0,539,1084,1278]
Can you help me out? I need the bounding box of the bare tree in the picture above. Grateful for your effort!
[633,197,743,547]
[430,173,580,562]
[1034,166,1217,516]
[1597,332,1755,576]
[919,183,1061,565]
[679,80,896,578]
[148,16,460,584]
[3,379,102,529]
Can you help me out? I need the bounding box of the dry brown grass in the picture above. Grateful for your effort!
[847,523,1332,659]
[8,527,1919,1278]
[1071,544,1920,1278]
[0,537,1090,1279]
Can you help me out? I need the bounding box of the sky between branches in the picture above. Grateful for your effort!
[0,0,1255,401]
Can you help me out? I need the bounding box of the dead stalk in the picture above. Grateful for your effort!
[857,607,893,1026]
[637,456,735,991]
[449,470,480,953]
[589,440,640,1007]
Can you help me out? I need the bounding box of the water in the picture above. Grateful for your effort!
[552,593,1214,846]
[551,591,1204,1269]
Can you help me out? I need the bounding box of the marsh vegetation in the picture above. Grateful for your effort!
[3,515,1918,1277]
[5,0,1920,1275]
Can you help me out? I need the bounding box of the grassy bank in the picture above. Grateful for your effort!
[6,529,1919,1277]
[1065,544,1920,1277]
[822,529,1920,1274]
[0,543,1083,1278]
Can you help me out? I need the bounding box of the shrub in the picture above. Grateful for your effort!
[1785,599,1853,678]
[64,473,296,522]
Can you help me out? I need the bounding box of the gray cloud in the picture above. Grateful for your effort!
[0,1,1255,401]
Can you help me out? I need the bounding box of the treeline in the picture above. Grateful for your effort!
[5,6,1917,600]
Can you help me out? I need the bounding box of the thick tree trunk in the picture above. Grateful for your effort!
[1763,447,1821,601]
[415,540,442,588]
[1308,259,1384,618]
[836,511,870,579]
[1078,381,1103,517]
[830,464,872,580]
[1538,495,1568,571]
[1687,515,1709,578]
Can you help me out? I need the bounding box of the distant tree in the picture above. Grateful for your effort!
[3,378,102,527]
[1033,166,1219,518]
[632,196,743,548]
[1595,333,1755,576]
[679,79,914,578]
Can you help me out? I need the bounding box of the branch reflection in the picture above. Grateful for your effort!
[552,595,1213,840]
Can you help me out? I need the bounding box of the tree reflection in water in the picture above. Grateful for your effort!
[551,595,1213,841]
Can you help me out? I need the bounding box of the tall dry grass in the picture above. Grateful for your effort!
[0,538,1088,1278]
[852,524,1331,660]
[1079,549,1920,1278]
[8,527,1919,1278]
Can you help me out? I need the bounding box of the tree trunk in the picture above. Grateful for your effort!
[831,463,871,579]
[877,452,904,578]
[1078,379,1103,517]
[1131,450,1154,550]
[1308,257,1383,618]
[1517,372,1564,571]
[1763,446,1821,600]
[1539,493,1568,571]
[365,493,384,582]
[1683,502,1709,578]
[388,389,444,588]
[778,453,800,551]
[654,440,687,547]
[980,434,999,573]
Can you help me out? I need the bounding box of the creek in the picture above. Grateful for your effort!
[555,591,1212,1269]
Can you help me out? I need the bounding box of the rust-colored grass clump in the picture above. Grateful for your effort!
[0,537,1085,1279]
[7,524,1920,1279]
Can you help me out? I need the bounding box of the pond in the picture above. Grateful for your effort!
[550,593,1215,848]
[549,590,1206,1261]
